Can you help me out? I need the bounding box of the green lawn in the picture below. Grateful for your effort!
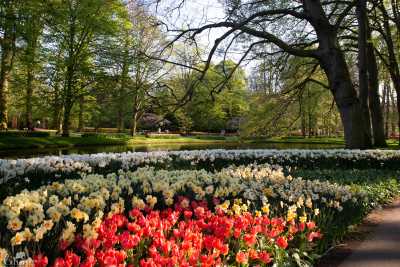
[0,133,398,151]
[248,136,345,145]
[0,135,124,150]
[0,135,239,151]
[386,139,400,148]
[253,136,400,148]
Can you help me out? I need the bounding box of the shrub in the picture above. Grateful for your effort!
[81,133,102,138]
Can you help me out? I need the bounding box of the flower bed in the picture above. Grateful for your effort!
[2,149,400,199]
[0,164,369,266]
[289,168,400,207]
[50,206,321,267]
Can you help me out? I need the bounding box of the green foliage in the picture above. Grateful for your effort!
[81,133,103,138]
[5,0,395,141]
[243,57,341,137]
[182,60,249,132]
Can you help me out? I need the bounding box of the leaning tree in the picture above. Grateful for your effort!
[159,0,386,148]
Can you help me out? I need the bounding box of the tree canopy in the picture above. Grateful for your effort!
[0,0,399,148]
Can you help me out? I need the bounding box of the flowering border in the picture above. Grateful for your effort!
[2,149,400,185]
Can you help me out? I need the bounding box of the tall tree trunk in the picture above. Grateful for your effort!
[304,0,371,148]
[52,106,63,133]
[356,0,373,147]
[62,97,73,137]
[366,26,387,146]
[299,95,306,137]
[391,0,400,37]
[51,83,63,132]
[117,109,124,132]
[0,0,16,130]
[319,49,370,148]
[397,92,400,142]
[131,112,138,136]
[62,62,75,137]
[306,87,312,137]
[386,65,400,144]
[117,45,129,133]
[25,37,40,132]
[390,88,397,137]
[62,15,76,137]
[26,68,34,131]
[131,93,143,136]
[383,81,390,138]
[78,95,84,132]
[300,107,306,137]
[24,9,42,132]
[380,2,400,143]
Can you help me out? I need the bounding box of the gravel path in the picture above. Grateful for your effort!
[338,199,400,267]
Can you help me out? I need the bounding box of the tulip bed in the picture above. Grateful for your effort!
[0,149,399,266]
[0,163,375,266]
[52,205,321,267]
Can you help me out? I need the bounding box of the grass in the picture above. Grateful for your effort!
[0,135,126,150]
[126,135,239,144]
[249,136,346,145]
[0,133,398,151]
[386,139,400,148]
[253,136,400,148]
[0,134,240,151]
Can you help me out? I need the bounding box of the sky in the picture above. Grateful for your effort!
[156,0,226,35]
[155,0,226,47]
[150,0,253,70]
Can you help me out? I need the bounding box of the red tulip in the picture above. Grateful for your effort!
[236,251,249,264]
[276,236,288,249]
[33,254,48,267]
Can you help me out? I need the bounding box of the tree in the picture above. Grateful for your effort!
[0,0,17,130]
[19,0,45,130]
[126,2,169,135]
[366,22,386,147]
[242,55,340,137]
[372,0,400,143]
[183,60,248,132]
[93,5,131,133]
[356,0,373,147]
[354,0,386,147]
[160,0,388,148]
[45,0,125,136]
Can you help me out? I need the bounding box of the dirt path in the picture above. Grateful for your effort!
[318,199,400,267]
